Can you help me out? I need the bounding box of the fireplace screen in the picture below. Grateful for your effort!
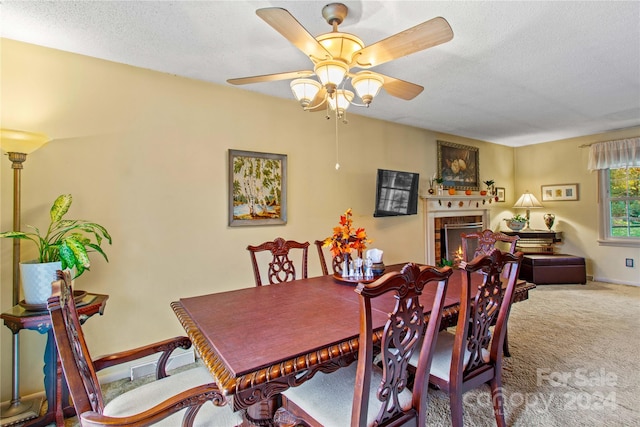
[442,222,483,263]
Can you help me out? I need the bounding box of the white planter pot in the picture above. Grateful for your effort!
[505,220,527,232]
[20,260,62,305]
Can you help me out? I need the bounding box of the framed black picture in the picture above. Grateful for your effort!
[228,149,287,226]
[373,169,420,217]
[437,140,480,191]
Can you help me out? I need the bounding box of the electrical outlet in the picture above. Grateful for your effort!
[625,258,634,268]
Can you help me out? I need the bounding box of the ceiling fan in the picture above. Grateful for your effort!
[227,3,453,115]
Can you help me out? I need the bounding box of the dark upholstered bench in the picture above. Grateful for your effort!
[520,254,586,285]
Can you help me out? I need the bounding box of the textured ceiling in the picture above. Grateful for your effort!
[2,1,639,146]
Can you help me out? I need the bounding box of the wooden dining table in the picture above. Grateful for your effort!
[171,264,535,415]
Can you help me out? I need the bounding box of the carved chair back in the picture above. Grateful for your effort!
[444,250,523,426]
[47,270,105,415]
[353,263,452,426]
[314,239,343,276]
[461,229,519,262]
[247,237,310,286]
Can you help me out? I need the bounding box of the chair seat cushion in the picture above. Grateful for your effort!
[102,365,242,426]
[409,331,489,382]
[282,362,413,426]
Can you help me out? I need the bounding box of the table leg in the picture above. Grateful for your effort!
[241,398,279,427]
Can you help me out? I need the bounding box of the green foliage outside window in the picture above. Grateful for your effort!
[609,167,640,237]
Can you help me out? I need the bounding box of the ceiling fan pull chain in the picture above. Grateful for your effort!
[335,111,340,170]
[326,99,331,120]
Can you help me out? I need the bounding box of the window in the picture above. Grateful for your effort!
[600,166,640,243]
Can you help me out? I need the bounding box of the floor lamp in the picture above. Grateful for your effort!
[0,129,50,426]
[513,190,544,231]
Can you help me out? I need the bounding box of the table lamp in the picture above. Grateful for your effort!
[513,190,543,231]
[1,129,50,425]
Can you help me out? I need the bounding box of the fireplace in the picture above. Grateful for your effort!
[443,221,484,264]
[422,195,492,265]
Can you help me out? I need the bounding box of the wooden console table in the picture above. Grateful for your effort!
[502,230,562,254]
[1,293,109,427]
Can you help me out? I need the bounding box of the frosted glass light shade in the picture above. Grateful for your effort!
[328,90,354,114]
[352,73,384,105]
[1,129,50,154]
[314,60,349,91]
[290,79,322,108]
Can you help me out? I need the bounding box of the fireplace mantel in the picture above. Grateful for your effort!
[422,194,494,265]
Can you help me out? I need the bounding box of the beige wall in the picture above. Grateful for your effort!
[1,40,517,397]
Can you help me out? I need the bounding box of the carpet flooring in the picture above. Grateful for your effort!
[44,280,640,426]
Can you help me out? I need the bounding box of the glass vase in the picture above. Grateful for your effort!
[341,253,350,278]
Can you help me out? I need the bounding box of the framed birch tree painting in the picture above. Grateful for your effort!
[228,150,287,226]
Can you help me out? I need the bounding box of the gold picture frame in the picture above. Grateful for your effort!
[437,140,480,191]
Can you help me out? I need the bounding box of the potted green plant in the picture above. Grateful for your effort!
[504,213,527,231]
[483,179,495,196]
[0,194,111,304]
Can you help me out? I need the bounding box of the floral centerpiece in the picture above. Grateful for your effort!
[323,208,370,259]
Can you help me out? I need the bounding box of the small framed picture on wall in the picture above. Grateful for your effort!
[541,183,579,201]
[495,187,505,202]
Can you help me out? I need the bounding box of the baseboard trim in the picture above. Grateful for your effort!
[592,276,639,287]
[98,348,195,384]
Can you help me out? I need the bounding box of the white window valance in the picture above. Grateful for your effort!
[588,137,640,171]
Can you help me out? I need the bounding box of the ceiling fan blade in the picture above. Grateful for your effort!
[352,17,453,68]
[378,74,424,100]
[227,70,314,85]
[256,8,332,62]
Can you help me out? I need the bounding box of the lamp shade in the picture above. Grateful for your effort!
[513,191,543,208]
[351,72,384,105]
[290,79,322,108]
[1,129,50,154]
[314,60,349,91]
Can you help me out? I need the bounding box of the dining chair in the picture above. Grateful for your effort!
[247,237,310,286]
[461,229,519,262]
[279,263,453,427]
[461,229,520,356]
[47,270,241,427]
[409,250,523,427]
[314,238,343,276]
